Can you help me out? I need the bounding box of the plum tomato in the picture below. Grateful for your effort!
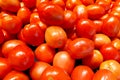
[40,66,71,80]
[8,45,35,71]
[45,26,67,48]
[67,38,94,59]
[53,51,75,74]
[71,65,94,80]
[93,20,103,33]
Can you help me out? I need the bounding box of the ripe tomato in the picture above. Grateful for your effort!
[76,18,96,39]
[111,38,120,51]
[40,66,71,80]
[8,45,35,71]
[29,61,51,80]
[80,0,94,6]
[30,12,40,23]
[0,57,12,79]
[71,65,94,80]
[93,20,103,33]
[2,39,26,58]
[93,69,117,80]
[0,28,5,44]
[52,0,65,8]
[45,26,67,48]
[35,43,55,63]
[22,0,36,9]
[82,49,103,69]
[67,38,94,59]
[100,60,120,80]
[3,70,29,80]
[53,51,75,74]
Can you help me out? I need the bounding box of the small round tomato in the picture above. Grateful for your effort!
[53,51,75,74]
[111,38,120,51]
[8,45,35,71]
[30,12,40,23]
[93,69,117,80]
[52,0,65,8]
[45,26,67,48]
[22,0,36,9]
[80,0,94,6]
[71,65,94,80]
[35,43,55,63]
[30,61,51,80]
[76,18,96,39]
[0,57,12,80]
[3,70,29,80]
[36,21,47,32]
[40,66,71,80]
[93,20,103,33]
[67,38,94,59]
[100,60,120,80]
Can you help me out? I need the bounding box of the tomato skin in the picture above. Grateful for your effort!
[29,61,51,80]
[3,70,29,80]
[0,57,12,79]
[52,0,65,9]
[101,15,120,38]
[30,12,40,23]
[76,18,96,39]
[53,51,75,74]
[93,69,117,80]
[93,20,103,33]
[80,0,94,6]
[67,38,94,59]
[71,65,94,80]
[37,2,64,26]
[0,28,5,44]
[40,66,71,80]
[22,0,36,9]
[8,45,35,71]
[111,38,120,50]
[35,43,55,63]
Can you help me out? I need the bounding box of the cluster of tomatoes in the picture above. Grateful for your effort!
[0,0,120,80]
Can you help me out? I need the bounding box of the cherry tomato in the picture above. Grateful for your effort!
[93,20,103,33]
[71,65,94,80]
[111,38,120,50]
[30,12,40,23]
[53,51,75,74]
[22,0,36,9]
[52,0,65,9]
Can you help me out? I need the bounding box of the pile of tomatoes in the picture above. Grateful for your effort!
[0,0,120,80]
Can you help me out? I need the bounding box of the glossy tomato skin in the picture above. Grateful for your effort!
[80,0,94,6]
[8,45,35,71]
[37,2,64,26]
[53,51,75,74]
[93,69,117,80]
[22,23,44,46]
[35,43,55,63]
[0,28,5,44]
[22,0,36,9]
[0,58,12,79]
[71,65,94,80]
[111,38,120,50]
[30,12,40,23]
[93,20,103,33]
[76,18,96,39]
[40,66,71,80]
[52,0,65,9]
[67,38,94,59]
[3,70,29,80]
[29,61,51,80]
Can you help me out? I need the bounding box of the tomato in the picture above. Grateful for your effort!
[101,15,120,38]
[93,20,103,33]
[111,38,120,51]
[30,12,40,23]
[30,61,51,80]
[22,0,36,9]
[0,28,5,44]
[53,51,75,74]
[21,23,44,46]
[2,39,26,58]
[45,26,67,48]
[35,43,55,63]
[80,0,94,6]
[100,43,120,62]
[93,33,111,49]
[76,18,96,39]
[36,21,47,32]
[82,49,103,69]
[52,0,65,8]
[8,45,35,71]
[0,57,12,79]
[40,66,71,80]
[37,2,64,26]
[100,60,120,80]
[71,65,94,80]
[93,69,117,80]
[3,70,29,80]
[87,4,105,20]
[67,38,94,59]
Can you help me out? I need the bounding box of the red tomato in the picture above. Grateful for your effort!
[40,66,71,80]
[22,23,44,46]
[71,65,94,80]
[30,61,51,80]
[52,0,65,8]
[30,12,40,23]
[35,43,55,63]
[93,69,117,80]
[100,43,120,62]
[2,39,26,58]
[111,38,120,50]
[37,2,64,26]
[67,38,94,59]
[53,51,75,74]
[8,45,35,71]
[3,70,29,80]
[36,21,47,32]
[0,28,4,44]
[76,18,96,39]
[80,0,94,6]
[93,20,103,33]
[22,0,36,9]
[0,57,12,79]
